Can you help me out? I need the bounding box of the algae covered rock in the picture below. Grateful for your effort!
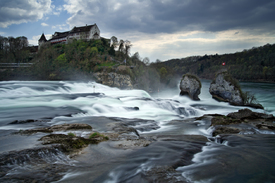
[179,74,201,100]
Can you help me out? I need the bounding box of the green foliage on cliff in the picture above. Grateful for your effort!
[32,38,117,80]
[0,36,160,92]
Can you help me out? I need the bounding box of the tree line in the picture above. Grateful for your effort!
[0,35,30,63]
[151,43,275,82]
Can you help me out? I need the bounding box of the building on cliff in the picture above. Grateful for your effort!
[38,24,100,48]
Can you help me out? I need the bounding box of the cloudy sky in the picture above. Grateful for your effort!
[1,0,275,62]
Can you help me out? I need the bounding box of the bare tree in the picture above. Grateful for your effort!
[124,40,132,56]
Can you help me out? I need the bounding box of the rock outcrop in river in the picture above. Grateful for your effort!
[179,74,201,100]
[197,108,275,136]
[93,72,133,89]
[209,71,243,105]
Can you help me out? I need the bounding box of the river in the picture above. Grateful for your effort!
[0,80,274,182]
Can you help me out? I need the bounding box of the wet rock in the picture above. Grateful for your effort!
[227,108,275,120]
[209,71,243,105]
[256,124,275,130]
[211,115,242,126]
[39,133,107,153]
[93,72,133,89]
[212,127,241,136]
[19,123,93,135]
[110,122,140,137]
[145,166,185,183]
[205,108,275,136]
[125,106,139,111]
[50,123,92,131]
[114,138,153,149]
[210,109,275,126]
[0,146,70,182]
[180,74,201,100]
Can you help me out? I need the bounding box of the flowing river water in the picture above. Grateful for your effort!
[0,80,274,182]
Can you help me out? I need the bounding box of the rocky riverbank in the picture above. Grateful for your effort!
[1,107,275,182]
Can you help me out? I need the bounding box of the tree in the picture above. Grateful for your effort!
[155,59,161,63]
[143,57,150,65]
[132,52,141,61]
[124,40,132,56]
[118,40,124,52]
[90,47,98,57]
[108,45,115,56]
[159,67,167,79]
[110,36,118,49]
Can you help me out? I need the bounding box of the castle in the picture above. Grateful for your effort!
[38,24,100,48]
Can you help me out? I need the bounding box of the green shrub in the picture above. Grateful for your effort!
[68,132,75,137]
[89,132,109,140]
[89,132,99,138]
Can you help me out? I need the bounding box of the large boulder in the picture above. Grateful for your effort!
[209,72,243,105]
[179,74,201,100]
[93,72,133,89]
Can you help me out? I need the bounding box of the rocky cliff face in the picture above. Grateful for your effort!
[93,72,133,89]
[209,72,243,105]
[179,74,201,100]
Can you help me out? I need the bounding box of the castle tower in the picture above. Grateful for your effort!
[38,33,47,49]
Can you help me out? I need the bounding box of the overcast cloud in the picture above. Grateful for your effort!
[63,0,275,34]
[0,0,52,28]
[1,0,275,61]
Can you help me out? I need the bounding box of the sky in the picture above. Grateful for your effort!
[1,0,275,62]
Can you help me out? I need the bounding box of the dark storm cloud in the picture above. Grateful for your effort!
[65,0,275,34]
[0,0,51,28]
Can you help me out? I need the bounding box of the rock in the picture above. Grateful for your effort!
[0,147,69,182]
[49,123,92,131]
[209,71,243,105]
[212,127,241,136]
[18,123,92,135]
[179,74,201,100]
[93,72,133,89]
[227,108,275,120]
[211,115,242,126]
[206,109,275,136]
[39,133,108,153]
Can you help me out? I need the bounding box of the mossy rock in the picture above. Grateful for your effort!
[39,134,98,153]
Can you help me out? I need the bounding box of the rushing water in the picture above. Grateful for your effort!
[0,80,274,182]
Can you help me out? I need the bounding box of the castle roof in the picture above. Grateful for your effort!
[70,24,95,34]
[49,31,70,41]
[38,33,47,42]
[46,23,99,42]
